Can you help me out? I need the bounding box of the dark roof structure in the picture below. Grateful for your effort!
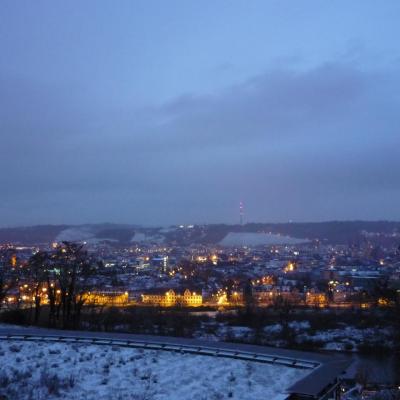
[287,359,353,398]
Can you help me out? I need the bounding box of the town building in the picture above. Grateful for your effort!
[141,288,202,307]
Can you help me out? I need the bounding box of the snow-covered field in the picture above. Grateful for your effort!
[55,227,95,242]
[193,320,394,352]
[296,326,393,351]
[0,340,307,400]
[220,232,308,246]
[131,232,164,243]
[55,227,117,244]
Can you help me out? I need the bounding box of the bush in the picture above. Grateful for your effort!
[0,309,27,325]
[8,344,21,353]
[40,371,61,396]
[0,371,10,387]
[344,342,354,351]
[357,341,391,355]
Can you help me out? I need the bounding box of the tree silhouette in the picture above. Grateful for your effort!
[52,242,96,329]
[0,247,17,309]
[25,251,48,323]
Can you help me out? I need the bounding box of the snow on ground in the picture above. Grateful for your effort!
[55,227,118,244]
[55,227,95,242]
[131,233,164,243]
[264,324,284,334]
[158,227,175,233]
[288,321,310,331]
[0,323,30,329]
[217,325,254,340]
[295,326,393,351]
[220,232,308,246]
[0,340,307,400]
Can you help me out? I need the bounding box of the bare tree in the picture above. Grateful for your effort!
[355,365,370,388]
[0,247,17,310]
[53,242,96,329]
[25,251,48,324]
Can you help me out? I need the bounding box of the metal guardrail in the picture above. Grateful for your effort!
[0,333,319,369]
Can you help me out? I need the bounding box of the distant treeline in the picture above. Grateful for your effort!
[165,220,400,245]
[1,220,400,245]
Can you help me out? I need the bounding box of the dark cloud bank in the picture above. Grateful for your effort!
[1,61,399,226]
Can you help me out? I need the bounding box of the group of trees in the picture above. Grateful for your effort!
[0,248,17,307]
[0,242,96,329]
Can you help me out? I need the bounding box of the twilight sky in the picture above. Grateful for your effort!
[1,1,400,227]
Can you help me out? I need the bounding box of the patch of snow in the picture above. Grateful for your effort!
[0,323,30,330]
[323,342,348,351]
[84,237,118,244]
[131,233,164,243]
[55,228,118,245]
[220,232,308,247]
[264,324,283,334]
[217,325,254,340]
[288,321,310,332]
[56,227,95,242]
[158,227,175,233]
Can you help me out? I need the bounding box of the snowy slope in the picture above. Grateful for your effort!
[220,232,308,246]
[0,340,307,400]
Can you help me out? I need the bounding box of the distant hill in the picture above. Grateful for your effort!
[0,225,69,245]
[0,224,137,245]
[164,221,400,246]
[0,221,399,246]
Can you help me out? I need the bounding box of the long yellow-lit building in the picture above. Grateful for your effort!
[82,291,129,306]
[141,289,202,307]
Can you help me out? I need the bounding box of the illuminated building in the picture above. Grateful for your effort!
[141,289,202,307]
[10,254,17,267]
[306,291,327,307]
[82,291,129,306]
[253,286,301,305]
[284,262,296,273]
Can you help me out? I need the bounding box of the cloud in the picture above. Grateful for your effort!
[0,60,399,225]
[150,63,369,148]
